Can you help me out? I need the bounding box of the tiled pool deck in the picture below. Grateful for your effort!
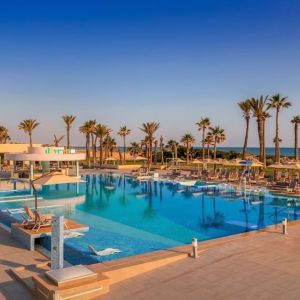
[99,224,300,300]
[1,223,300,299]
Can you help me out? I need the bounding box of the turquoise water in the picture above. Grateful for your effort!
[0,174,299,265]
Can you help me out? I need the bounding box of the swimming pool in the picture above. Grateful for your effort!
[0,173,299,265]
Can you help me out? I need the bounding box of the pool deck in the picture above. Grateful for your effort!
[100,223,300,300]
[1,222,300,299]
[0,227,47,299]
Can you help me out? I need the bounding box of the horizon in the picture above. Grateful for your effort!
[1,0,300,147]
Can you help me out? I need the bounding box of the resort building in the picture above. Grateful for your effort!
[4,146,86,179]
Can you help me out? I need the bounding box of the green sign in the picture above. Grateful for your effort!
[44,147,64,155]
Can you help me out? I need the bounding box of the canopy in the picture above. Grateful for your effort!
[33,173,84,186]
[223,159,242,167]
[32,173,84,211]
[191,159,203,164]
[170,158,186,163]
[223,159,263,168]
[268,163,300,170]
[134,156,147,161]
[203,159,223,165]
[105,157,118,161]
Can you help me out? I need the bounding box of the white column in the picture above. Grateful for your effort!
[29,162,34,180]
[76,161,80,178]
[51,216,64,270]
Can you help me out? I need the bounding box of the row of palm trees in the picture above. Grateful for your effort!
[2,99,299,167]
[238,94,299,165]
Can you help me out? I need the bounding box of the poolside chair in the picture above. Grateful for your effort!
[31,211,52,232]
[287,180,298,193]
[21,206,53,227]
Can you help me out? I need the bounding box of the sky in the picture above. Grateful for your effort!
[0,0,299,147]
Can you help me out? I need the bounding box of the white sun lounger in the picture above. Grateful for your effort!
[88,245,121,256]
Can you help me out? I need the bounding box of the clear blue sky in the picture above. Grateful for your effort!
[0,0,299,147]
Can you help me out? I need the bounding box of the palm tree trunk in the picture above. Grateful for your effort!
[295,124,299,161]
[275,109,280,163]
[88,134,91,167]
[29,132,32,147]
[123,136,126,164]
[67,126,70,149]
[242,117,250,160]
[94,136,97,163]
[207,143,210,158]
[148,141,153,170]
[99,137,103,166]
[202,129,205,160]
[213,140,217,172]
[262,120,266,166]
[213,140,217,160]
[257,119,264,164]
[91,134,95,164]
[186,143,189,164]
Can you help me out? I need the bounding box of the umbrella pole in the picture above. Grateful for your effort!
[30,180,38,224]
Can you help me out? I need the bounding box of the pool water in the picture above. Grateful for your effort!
[0,173,299,265]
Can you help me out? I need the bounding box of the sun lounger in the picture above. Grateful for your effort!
[21,206,53,227]
[88,245,122,256]
[287,180,298,193]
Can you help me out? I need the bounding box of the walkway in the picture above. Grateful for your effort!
[1,224,300,299]
[0,227,47,299]
[101,224,300,300]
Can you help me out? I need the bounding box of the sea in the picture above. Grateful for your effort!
[217,147,297,157]
[75,146,298,157]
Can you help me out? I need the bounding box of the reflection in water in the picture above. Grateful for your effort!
[143,180,157,219]
[80,174,299,238]
[200,195,225,230]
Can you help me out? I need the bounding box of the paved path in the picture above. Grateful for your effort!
[0,227,47,300]
[101,225,300,300]
[1,224,300,299]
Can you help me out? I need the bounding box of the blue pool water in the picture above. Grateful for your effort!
[0,174,299,265]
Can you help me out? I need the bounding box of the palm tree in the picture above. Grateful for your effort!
[268,94,292,163]
[159,136,164,164]
[118,126,131,163]
[18,119,40,147]
[88,120,97,163]
[204,135,214,159]
[139,122,160,169]
[249,96,269,165]
[154,140,158,164]
[207,126,226,160]
[53,134,64,147]
[180,133,195,164]
[291,116,300,161]
[167,140,178,160]
[128,142,140,160]
[79,120,95,167]
[62,115,76,149]
[196,118,211,160]
[238,100,252,160]
[95,124,110,166]
[103,136,117,157]
[0,126,10,144]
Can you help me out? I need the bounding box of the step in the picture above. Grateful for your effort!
[10,262,51,293]
[89,249,189,284]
